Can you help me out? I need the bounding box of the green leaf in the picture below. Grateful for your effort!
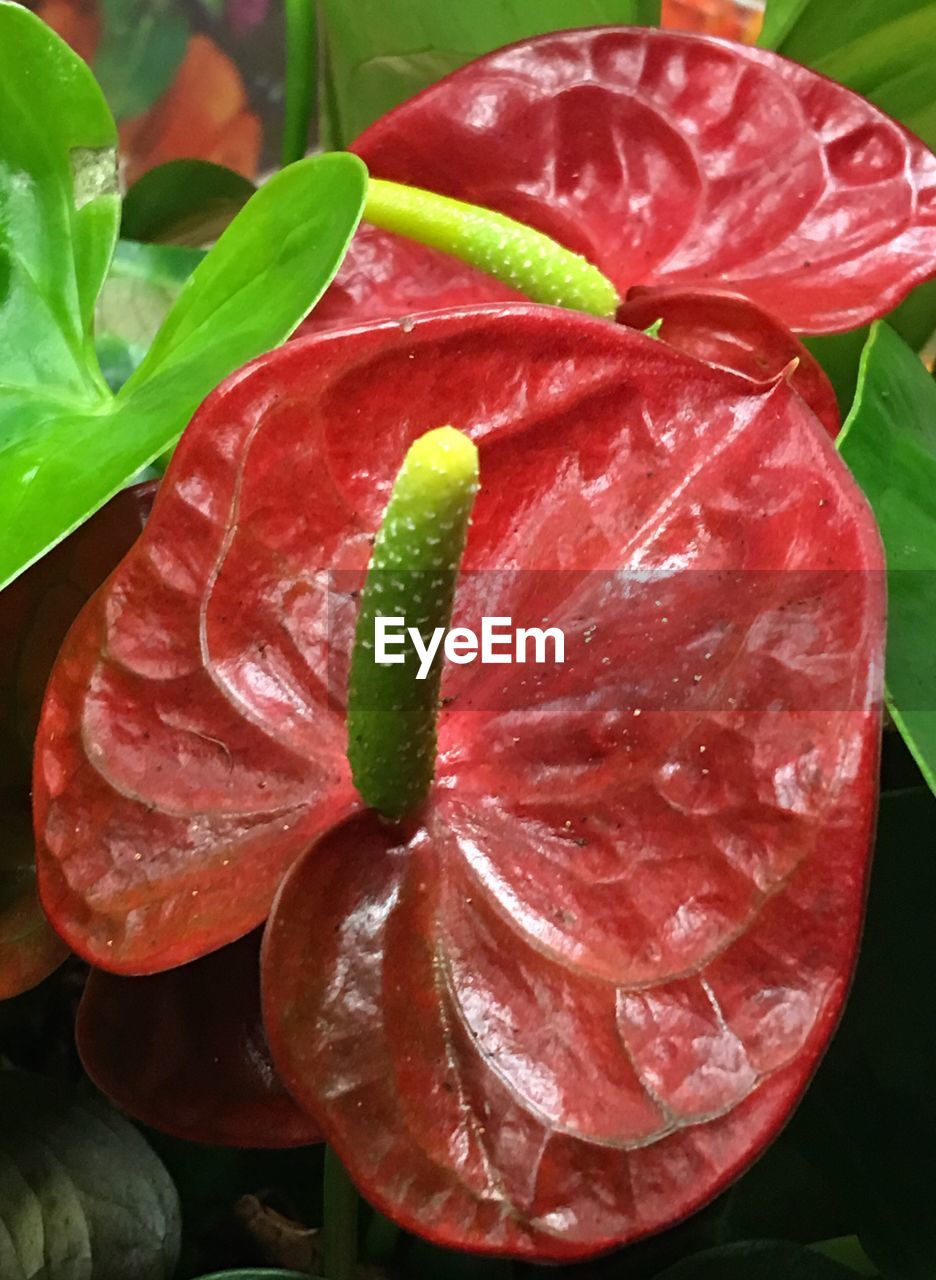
[0,0,118,401]
[812,6,936,150]
[0,1071,180,1279]
[119,153,366,408]
[0,151,366,590]
[652,1241,862,1278]
[94,240,205,391]
[759,0,814,49]
[93,0,189,121]
[320,0,661,144]
[777,0,933,65]
[837,323,936,792]
[121,160,256,245]
[787,789,936,1279]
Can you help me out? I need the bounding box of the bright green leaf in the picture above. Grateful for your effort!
[0,151,366,589]
[0,1071,180,1279]
[652,1241,862,1279]
[0,0,118,400]
[837,323,936,792]
[120,152,366,407]
[320,0,661,144]
[93,0,189,121]
[121,159,256,245]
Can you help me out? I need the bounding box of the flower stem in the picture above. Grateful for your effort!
[364,177,620,318]
[283,0,316,168]
[347,426,479,820]
[321,1147,359,1280]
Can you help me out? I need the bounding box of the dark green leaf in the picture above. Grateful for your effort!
[0,1071,180,1279]
[837,323,936,791]
[787,789,936,1279]
[320,0,661,144]
[777,0,933,65]
[93,0,189,121]
[652,1241,861,1278]
[121,160,256,245]
[0,151,366,589]
[812,6,936,150]
[758,0,814,49]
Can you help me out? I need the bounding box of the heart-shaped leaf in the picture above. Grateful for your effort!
[312,27,936,336]
[77,931,321,1147]
[651,1240,862,1278]
[838,321,936,791]
[0,1070,180,1279]
[0,3,367,591]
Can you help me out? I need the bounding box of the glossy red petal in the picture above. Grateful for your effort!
[309,28,936,335]
[33,303,880,1017]
[250,312,882,1255]
[617,288,840,436]
[78,931,320,1147]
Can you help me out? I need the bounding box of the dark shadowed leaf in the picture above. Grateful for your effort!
[77,931,321,1147]
[788,789,936,1280]
[121,160,256,245]
[652,1240,861,1278]
[0,1071,180,1279]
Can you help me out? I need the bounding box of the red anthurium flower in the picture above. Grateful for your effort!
[77,930,320,1147]
[36,306,884,1253]
[305,28,936,348]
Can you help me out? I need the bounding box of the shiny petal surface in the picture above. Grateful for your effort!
[36,304,883,1253]
[310,27,936,335]
[250,311,878,1255]
[34,306,880,980]
[78,931,320,1147]
[617,288,840,437]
